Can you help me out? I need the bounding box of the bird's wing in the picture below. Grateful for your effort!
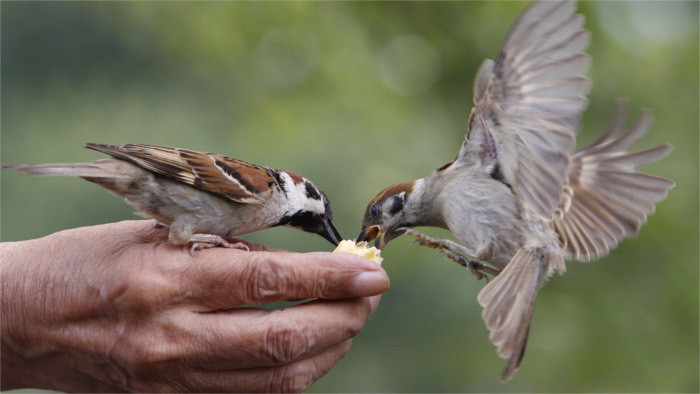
[86,143,271,204]
[459,0,590,218]
[477,244,556,380]
[551,102,674,261]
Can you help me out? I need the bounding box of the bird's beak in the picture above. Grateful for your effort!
[320,217,342,246]
[357,225,385,249]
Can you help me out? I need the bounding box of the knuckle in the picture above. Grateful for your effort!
[338,339,353,361]
[111,335,147,369]
[109,256,177,316]
[346,299,372,337]
[241,254,285,303]
[110,338,147,371]
[110,274,160,315]
[309,265,334,299]
[358,297,373,319]
[347,319,363,339]
[263,313,310,364]
[268,364,314,393]
[113,330,177,372]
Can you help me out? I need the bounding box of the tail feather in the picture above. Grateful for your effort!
[1,162,129,178]
[478,245,551,381]
[553,102,674,261]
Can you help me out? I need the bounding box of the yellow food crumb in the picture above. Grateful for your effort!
[333,240,383,265]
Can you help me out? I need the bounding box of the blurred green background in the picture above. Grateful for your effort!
[2,1,697,392]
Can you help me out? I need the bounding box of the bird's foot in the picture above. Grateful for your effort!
[399,228,500,282]
[188,233,250,255]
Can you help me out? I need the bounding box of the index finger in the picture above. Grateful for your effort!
[184,249,389,310]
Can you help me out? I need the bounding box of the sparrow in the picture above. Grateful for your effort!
[357,0,674,380]
[3,143,342,251]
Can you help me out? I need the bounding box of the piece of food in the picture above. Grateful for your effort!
[333,240,383,265]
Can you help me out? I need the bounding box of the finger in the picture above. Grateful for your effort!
[176,339,352,393]
[369,294,382,314]
[181,297,371,370]
[185,250,389,308]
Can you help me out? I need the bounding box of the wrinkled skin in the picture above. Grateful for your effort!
[0,220,388,392]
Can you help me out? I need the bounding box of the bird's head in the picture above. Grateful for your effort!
[357,181,415,249]
[275,171,342,246]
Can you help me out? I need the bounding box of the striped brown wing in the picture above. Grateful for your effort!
[86,143,271,204]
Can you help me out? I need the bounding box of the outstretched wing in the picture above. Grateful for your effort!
[551,102,674,261]
[459,0,591,218]
[86,143,271,204]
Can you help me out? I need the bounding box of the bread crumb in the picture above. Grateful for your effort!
[333,240,383,265]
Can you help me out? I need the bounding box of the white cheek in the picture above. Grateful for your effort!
[281,173,324,214]
[315,199,326,213]
[286,184,305,209]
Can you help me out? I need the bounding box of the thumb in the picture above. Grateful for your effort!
[185,249,390,309]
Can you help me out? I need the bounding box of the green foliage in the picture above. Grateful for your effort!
[2,1,697,391]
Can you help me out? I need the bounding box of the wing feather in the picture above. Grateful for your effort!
[460,0,590,218]
[552,104,674,261]
[86,143,270,204]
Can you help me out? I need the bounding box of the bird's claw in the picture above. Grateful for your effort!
[467,261,491,283]
[188,234,250,255]
[400,227,499,282]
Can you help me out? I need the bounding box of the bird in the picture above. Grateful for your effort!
[356,0,674,380]
[2,143,342,251]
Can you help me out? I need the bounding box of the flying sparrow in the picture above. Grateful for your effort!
[3,143,342,251]
[357,0,674,380]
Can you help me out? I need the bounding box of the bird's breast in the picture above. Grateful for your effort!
[442,178,526,266]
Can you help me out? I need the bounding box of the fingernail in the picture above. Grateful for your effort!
[353,271,389,296]
[369,295,382,313]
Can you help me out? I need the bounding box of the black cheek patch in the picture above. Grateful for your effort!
[304,182,321,200]
[276,210,321,231]
[389,195,404,215]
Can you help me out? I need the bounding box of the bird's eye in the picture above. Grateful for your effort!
[370,204,379,218]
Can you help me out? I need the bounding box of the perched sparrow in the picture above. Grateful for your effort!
[358,0,674,380]
[3,143,342,250]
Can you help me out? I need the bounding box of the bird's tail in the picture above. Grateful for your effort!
[552,101,675,261]
[1,160,129,178]
[1,159,137,198]
[477,243,556,380]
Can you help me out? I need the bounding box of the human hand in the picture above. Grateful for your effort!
[0,220,388,392]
